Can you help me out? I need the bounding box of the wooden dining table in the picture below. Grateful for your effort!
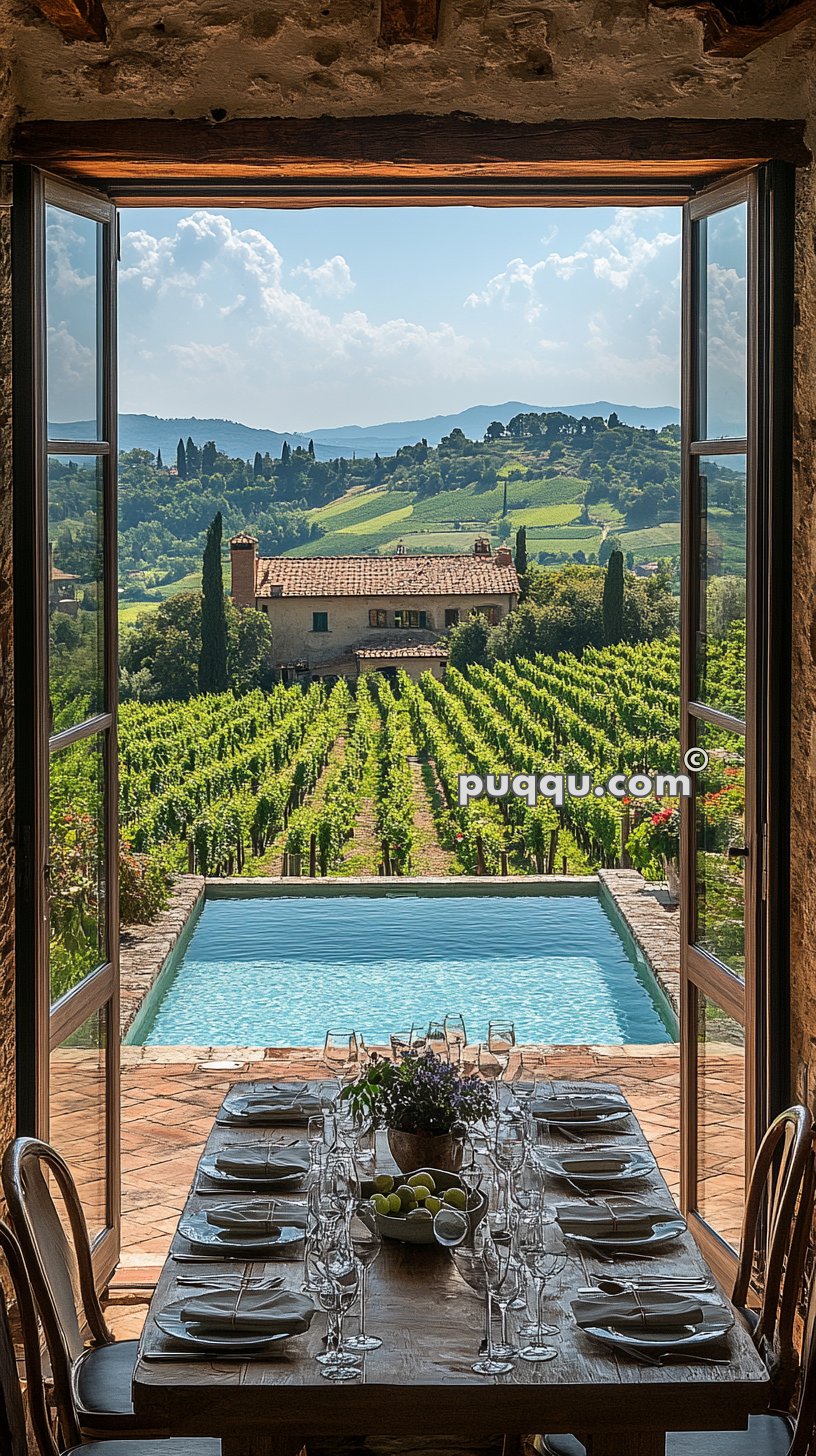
[132,1081,770,1456]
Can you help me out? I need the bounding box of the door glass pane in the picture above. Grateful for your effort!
[45,206,102,440]
[49,734,107,1004]
[697,202,748,441]
[695,454,746,718]
[48,456,105,734]
[694,721,745,979]
[696,991,745,1249]
[50,1005,108,1243]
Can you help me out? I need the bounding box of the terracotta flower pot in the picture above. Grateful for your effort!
[386,1127,464,1175]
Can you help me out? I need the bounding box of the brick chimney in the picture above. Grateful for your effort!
[495,546,512,567]
[230,532,258,609]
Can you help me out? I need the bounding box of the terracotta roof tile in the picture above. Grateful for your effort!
[254,553,518,599]
[355,645,449,660]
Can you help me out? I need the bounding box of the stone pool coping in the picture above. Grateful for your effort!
[119,870,680,1043]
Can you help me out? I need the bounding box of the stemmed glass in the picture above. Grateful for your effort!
[307,1115,324,1174]
[344,1203,382,1352]
[475,1232,516,1377]
[492,1119,527,1222]
[314,1240,363,1382]
[444,1013,468,1066]
[426,1019,449,1061]
[322,1030,359,1095]
[517,1219,567,1362]
[488,1021,516,1086]
[390,1025,422,1060]
[509,1056,537,1115]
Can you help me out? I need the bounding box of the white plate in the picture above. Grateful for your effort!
[199,1153,306,1189]
[178,1211,304,1255]
[580,1299,734,1353]
[536,1109,631,1132]
[562,1215,686,1253]
[545,1151,655,1186]
[154,1304,295,1353]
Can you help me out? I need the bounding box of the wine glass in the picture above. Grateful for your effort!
[390,1025,421,1060]
[345,1202,382,1352]
[509,1055,537,1114]
[517,1220,567,1362]
[449,1228,494,1375]
[432,1205,469,1248]
[314,1245,363,1382]
[307,1114,325,1173]
[487,1021,516,1086]
[474,1233,515,1376]
[444,1013,468,1066]
[426,1019,448,1061]
[492,1119,527,1222]
[323,1030,358,1095]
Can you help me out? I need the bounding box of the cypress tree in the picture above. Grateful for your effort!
[176,438,187,479]
[202,440,217,476]
[515,525,528,576]
[157,447,163,469]
[253,451,263,478]
[602,547,625,645]
[502,479,508,517]
[186,436,201,474]
[198,511,228,694]
[281,441,291,465]
[308,438,315,459]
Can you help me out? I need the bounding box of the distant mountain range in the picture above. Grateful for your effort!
[53,400,680,464]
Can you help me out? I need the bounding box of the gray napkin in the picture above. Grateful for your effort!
[572,1290,703,1332]
[214,1144,310,1178]
[206,1200,308,1231]
[180,1287,316,1337]
[231,1090,321,1121]
[557,1153,631,1174]
[556,1201,669,1237]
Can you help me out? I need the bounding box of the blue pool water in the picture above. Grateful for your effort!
[130,891,675,1047]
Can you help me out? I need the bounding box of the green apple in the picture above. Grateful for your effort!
[406,1207,433,1221]
[371,1192,391,1216]
[443,1187,467,1210]
[424,1195,442,1216]
[373,1174,395,1194]
[386,1193,403,1215]
[395,1184,418,1212]
[408,1172,436,1192]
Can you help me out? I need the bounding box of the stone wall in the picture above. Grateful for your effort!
[1,1,816,1127]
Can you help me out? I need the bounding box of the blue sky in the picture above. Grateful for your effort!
[53,206,685,431]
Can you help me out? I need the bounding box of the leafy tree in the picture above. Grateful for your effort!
[202,440,217,477]
[121,592,273,701]
[602,547,625,645]
[706,574,745,638]
[515,525,528,577]
[447,613,491,673]
[485,421,506,441]
[185,436,201,474]
[198,512,228,694]
[176,438,187,479]
[228,605,275,693]
[607,411,620,429]
[598,534,622,567]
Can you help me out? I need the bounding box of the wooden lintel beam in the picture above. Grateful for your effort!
[28,0,107,41]
[11,115,811,188]
[651,0,816,57]
[379,0,441,45]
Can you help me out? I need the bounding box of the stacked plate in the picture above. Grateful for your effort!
[199,1141,311,1190]
[179,1199,307,1259]
[155,1287,317,1353]
[220,1085,323,1126]
[571,1288,733,1357]
[555,1198,686,1253]
[532,1088,630,1132]
[543,1148,655,1189]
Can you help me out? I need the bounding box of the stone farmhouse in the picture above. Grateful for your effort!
[230,532,519,681]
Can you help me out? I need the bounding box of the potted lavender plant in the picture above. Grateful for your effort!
[341,1049,492,1173]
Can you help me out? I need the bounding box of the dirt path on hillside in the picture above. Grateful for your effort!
[409,756,455,875]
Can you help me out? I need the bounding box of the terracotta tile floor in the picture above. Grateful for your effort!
[101,1040,746,1335]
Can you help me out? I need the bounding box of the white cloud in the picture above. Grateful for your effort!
[465,250,587,318]
[291,255,355,299]
[585,209,679,290]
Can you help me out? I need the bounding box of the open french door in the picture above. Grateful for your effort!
[13,166,120,1285]
[679,164,793,1283]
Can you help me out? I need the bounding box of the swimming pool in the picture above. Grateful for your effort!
[127,887,676,1047]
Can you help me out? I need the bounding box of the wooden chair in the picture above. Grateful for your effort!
[732,1103,814,1403]
[1,1136,166,1444]
[540,1107,816,1456]
[0,1217,219,1456]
